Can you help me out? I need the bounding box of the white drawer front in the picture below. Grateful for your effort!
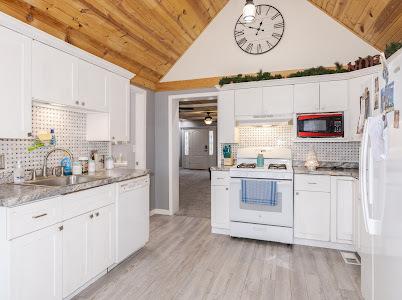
[62,184,115,220]
[295,174,331,192]
[211,171,230,186]
[7,197,62,240]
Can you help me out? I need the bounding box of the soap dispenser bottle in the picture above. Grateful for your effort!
[257,151,264,168]
[13,161,25,183]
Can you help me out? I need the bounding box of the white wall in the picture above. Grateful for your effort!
[161,0,378,82]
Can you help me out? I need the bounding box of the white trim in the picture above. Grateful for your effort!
[0,12,134,80]
[211,227,230,235]
[218,65,381,90]
[294,238,355,251]
[150,209,171,216]
[131,85,147,169]
[64,270,107,300]
[168,92,219,215]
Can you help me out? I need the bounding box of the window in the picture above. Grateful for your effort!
[209,130,214,156]
[184,131,189,156]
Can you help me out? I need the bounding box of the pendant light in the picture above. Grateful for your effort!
[204,112,213,125]
[243,0,256,23]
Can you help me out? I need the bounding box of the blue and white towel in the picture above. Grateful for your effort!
[241,179,278,206]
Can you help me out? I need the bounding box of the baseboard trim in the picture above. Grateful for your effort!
[150,209,171,216]
[294,238,355,251]
[211,227,230,235]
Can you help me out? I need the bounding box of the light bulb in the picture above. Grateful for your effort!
[243,0,256,23]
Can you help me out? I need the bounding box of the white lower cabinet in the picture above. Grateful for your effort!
[10,224,62,300]
[211,171,230,234]
[294,174,356,249]
[294,190,331,241]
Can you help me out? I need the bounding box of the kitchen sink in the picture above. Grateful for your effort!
[25,175,107,187]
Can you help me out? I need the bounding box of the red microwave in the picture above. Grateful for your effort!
[297,113,344,138]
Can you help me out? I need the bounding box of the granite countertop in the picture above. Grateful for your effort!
[293,166,359,179]
[210,166,232,171]
[0,168,150,208]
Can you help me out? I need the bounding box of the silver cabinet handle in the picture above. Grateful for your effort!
[75,101,79,105]
[81,102,85,106]
[225,188,229,191]
[95,212,99,217]
[89,214,94,219]
[307,182,317,185]
[295,192,299,195]
[32,213,47,219]
[59,225,64,231]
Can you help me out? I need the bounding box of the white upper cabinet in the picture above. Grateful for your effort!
[0,26,32,139]
[77,59,108,112]
[218,90,236,144]
[263,85,294,115]
[294,83,320,113]
[108,72,130,142]
[320,80,348,112]
[32,41,77,106]
[234,88,263,116]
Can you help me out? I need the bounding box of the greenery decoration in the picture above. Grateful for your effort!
[219,70,283,86]
[385,41,402,59]
[219,63,348,86]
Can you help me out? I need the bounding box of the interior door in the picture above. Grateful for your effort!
[182,128,216,170]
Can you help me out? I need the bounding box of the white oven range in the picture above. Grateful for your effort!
[229,147,294,244]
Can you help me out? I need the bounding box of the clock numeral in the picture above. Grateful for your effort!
[234,30,245,37]
[271,12,280,20]
[257,44,262,54]
[245,43,254,53]
[272,32,282,40]
[274,22,284,29]
[238,37,247,47]
[265,6,271,15]
[256,6,262,15]
[266,41,273,49]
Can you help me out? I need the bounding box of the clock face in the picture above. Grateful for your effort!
[234,5,285,55]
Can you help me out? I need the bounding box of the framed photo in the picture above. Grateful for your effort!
[374,77,379,110]
[381,81,395,113]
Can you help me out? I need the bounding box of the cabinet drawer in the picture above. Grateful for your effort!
[211,171,230,186]
[62,184,115,220]
[294,174,330,192]
[7,197,62,240]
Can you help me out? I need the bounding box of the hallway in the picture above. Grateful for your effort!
[176,169,211,219]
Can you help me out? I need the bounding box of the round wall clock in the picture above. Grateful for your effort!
[234,5,285,55]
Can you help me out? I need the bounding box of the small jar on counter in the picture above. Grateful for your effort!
[88,159,96,174]
[79,157,89,174]
[72,160,83,175]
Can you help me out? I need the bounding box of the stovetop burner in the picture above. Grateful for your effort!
[237,163,256,169]
[268,163,287,170]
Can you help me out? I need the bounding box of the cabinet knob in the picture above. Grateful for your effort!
[75,101,79,105]
[225,188,229,191]
[59,225,64,231]
[112,136,115,140]
[295,192,299,195]
[95,212,99,217]
[81,102,85,106]
[89,214,94,219]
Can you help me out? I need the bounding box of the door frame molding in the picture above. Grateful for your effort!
[168,91,219,215]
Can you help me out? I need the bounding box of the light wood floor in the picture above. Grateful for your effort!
[175,169,211,219]
[75,215,363,300]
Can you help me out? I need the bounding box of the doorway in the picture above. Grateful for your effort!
[173,96,218,218]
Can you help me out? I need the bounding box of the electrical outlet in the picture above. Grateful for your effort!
[0,154,5,170]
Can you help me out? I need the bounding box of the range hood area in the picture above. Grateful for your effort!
[235,114,293,126]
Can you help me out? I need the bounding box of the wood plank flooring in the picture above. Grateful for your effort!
[74,215,363,300]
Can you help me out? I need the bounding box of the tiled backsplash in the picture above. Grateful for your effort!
[0,105,110,183]
[221,125,360,164]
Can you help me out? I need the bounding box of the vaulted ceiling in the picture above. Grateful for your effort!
[0,0,400,91]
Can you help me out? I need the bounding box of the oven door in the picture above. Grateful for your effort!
[229,177,293,227]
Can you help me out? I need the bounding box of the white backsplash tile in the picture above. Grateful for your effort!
[0,105,110,183]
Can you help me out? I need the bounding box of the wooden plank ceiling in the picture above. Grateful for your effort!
[179,99,217,121]
[308,0,402,51]
[0,0,228,90]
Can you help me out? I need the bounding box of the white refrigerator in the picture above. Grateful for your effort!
[360,48,402,300]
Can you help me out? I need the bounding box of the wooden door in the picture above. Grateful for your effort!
[218,90,236,144]
[294,83,320,113]
[234,88,263,116]
[0,26,32,139]
[10,224,62,300]
[263,85,294,115]
[211,185,230,230]
[62,213,90,298]
[109,72,130,142]
[183,128,216,170]
[320,80,348,112]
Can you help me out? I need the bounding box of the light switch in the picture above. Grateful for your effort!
[0,154,4,170]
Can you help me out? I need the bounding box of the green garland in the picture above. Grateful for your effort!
[219,63,347,86]
[385,41,402,59]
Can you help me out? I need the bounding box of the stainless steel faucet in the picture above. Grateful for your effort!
[43,148,73,177]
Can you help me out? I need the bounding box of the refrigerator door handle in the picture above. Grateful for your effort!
[360,117,382,236]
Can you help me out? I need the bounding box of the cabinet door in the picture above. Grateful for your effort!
[320,80,348,112]
[234,88,263,116]
[32,41,77,106]
[109,72,130,142]
[88,204,115,279]
[0,26,32,139]
[331,177,354,243]
[293,83,320,113]
[263,85,293,115]
[218,90,236,144]
[10,224,62,300]
[62,213,90,298]
[78,59,108,112]
[294,191,330,241]
[211,185,230,230]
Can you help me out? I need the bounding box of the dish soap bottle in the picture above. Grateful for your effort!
[61,156,72,176]
[50,129,56,146]
[13,161,25,183]
[257,151,264,168]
